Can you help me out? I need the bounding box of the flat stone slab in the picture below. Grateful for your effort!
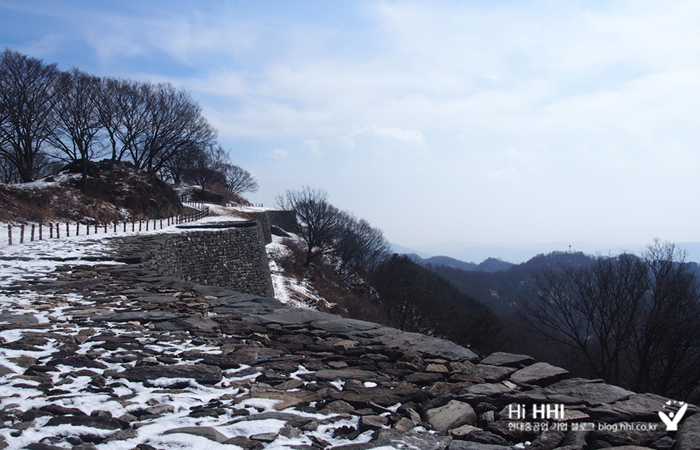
[480,352,534,367]
[134,295,179,304]
[510,362,569,386]
[676,412,700,450]
[310,317,382,334]
[164,427,229,443]
[588,393,698,423]
[248,308,340,325]
[547,378,634,406]
[472,364,517,382]
[424,399,477,431]
[372,331,479,361]
[315,368,390,383]
[0,364,13,376]
[0,313,39,324]
[332,429,451,450]
[90,311,178,322]
[121,364,222,385]
[462,383,514,397]
[449,441,513,450]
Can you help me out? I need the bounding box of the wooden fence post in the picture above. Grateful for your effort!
[31,225,35,241]
[20,225,24,243]
[7,225,11,245]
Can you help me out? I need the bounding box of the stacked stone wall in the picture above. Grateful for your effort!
[140,223,274,297]
[265,210,299,233]
[246,212,272,244]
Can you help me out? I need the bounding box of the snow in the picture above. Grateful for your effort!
[0,203,380,449]
[265,236,332,311]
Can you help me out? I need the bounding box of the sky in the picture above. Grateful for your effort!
[1,0,698,261]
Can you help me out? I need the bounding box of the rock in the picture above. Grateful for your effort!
[320,400,355,415]
[547,378,634,406]
[121,364,222,385]
[0,364,13,376]
[424,400,477,431]
[44,415,123,430]
[590,422,666,447]
[223,436,263,450]
[359,415,389,432]
[90,311,178,322]
[472,365,517,383]
[463,430,510,446]
[237,390,322,410]
[279,426,302,439]
[331,429,450,450]
[650,436,676,450]
[404,371,445,385]
[143,404,174,416]
[314,368,388,382]
[450,424,481,438]
[340,384,420,407]
[39,404,86,416]
[510,362,569,386]
[481,352,535,367]
[394,417,415,432]
[49,357,108,370]
[527,429,566,449]
[675,412,700,449]
[103,428,138,442]
[462,383,514,397]
[589,393,690,423]
[449,441,513,450]
[371,330,479,361]
[163,426,229,443]
[426,363,449,373]
[250,432,277,443]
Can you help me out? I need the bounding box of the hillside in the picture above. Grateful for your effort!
[424,250,700,317]
[0,160,184,224]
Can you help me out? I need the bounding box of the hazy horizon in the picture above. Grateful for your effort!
[392,240,700,265]
[1,1,698,250]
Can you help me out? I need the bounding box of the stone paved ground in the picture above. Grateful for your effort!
[1,235,699,449]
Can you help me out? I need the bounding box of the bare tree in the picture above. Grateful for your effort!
[0,152,19,183]
[276,187,340,266]
[520,240,700,400]
[223,163,258,194]
[333,211,390,279]
[0,49,61,182]
[49,69,105,190]
[139,82,217,174]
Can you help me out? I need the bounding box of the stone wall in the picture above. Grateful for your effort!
[139,221,274,297]
[265,210,299,233]
[246,212,272,244]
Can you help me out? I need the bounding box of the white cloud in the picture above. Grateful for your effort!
[270,149,289,159]
[5,0,698,248]
[487,166,523,183]
[303,139,321,155]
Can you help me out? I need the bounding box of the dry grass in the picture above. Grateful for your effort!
[275,238,389,323]
[1,162,187,224]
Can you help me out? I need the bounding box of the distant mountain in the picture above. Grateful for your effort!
[408,254,514,273]
[426,251,597,316]
[422,256,478,271]
[390,243,432,259]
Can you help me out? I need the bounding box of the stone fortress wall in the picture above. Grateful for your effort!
[139,220,275,297]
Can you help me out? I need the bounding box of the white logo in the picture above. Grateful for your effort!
[658,400,688,431]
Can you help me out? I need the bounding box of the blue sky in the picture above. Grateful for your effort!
[2,0,699,260]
